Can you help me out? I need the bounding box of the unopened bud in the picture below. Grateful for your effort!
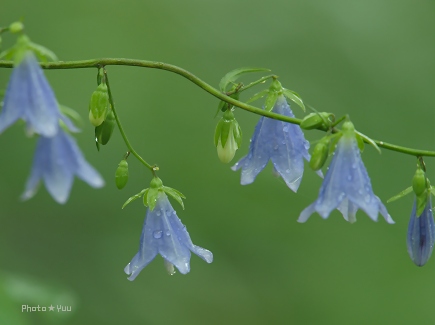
[309,138,329,171]
[9,22,24,34]
[215,110,242,163]
[89,83,109,126]
[115,160,129,189]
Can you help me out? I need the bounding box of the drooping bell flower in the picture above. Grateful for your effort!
[298,120,394,224]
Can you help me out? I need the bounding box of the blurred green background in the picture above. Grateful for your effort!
[1,0,435,324]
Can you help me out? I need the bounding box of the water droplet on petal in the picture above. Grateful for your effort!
[273,145,279,150]
[364,195,371,203]
[165,230,171,236]
[285,169,290,173]
[153,230,163,239]
[156,211,161,216]
[283,126,289,132]
[166,210,171,216]
[351,163,357,169]
[282,140,286,144]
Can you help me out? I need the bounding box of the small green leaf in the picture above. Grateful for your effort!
[163,186,186,210]
[265,91,279,112]
[283,89,305,112]
[387,186,413,203]
[147,188,160,211]
[430,186,435,197]
[355,133,365,152]
[122,189,147,209]
[355,130,381,154]
[28,42,58,62]
[246,89,268,104]
[219,67,270,92]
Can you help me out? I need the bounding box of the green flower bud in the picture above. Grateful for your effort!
[9,21,24,34]
[215,110,242,163]
[150,177,163,189]
[115,160,129,190]
[412,167,427,197]
[309,138,330,171]
[95,108,116,145]
[89,83,109,126]
[300,112,335,130]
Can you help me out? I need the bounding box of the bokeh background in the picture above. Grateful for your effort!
[1,0,435,324]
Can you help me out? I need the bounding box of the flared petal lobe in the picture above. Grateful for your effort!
[298,131,393,224]
[21,129,104,204]
[125,193,213,281]
[0,51,76,137]
[232,95,311,192]
[407,198,435,266]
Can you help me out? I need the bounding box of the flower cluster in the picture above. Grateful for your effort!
[0,49,103,203]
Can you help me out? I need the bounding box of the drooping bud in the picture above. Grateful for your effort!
[214,110,242,163]
[95,108,116,146]
[115,159,129,189]
[300,112,335,130]
[89,83,109,126]
[9,21,24,34]
[309,137,330,171]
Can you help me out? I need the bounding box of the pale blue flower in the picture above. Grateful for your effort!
[125,192,213,280]
[407,198,435,266]
[232,95,314,192]
[21,128,104,204]
[298,122,394,224]
[0,50,76,137]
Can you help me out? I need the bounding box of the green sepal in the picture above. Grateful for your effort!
[412,167,427,197]
[146,188,160,211]
[355,130,381,154]
[95,109,116,146]
[162,186,186,210]
[265,90,279,112]
[355,133,365,152]
[430,186,435,198]
[300,112,335,130]
[28,42,58,62]
[122,189,147,209]
[328,133,342,155]
[215,100,226,117]
[0,46,17,60]
[387,186,413,203]
[246,89,268,104]
[416,191,428,217]
[215,110,236,148]
[234,122,242,148]
[283,88,305,112]
[115,160,129,190]
[219,67,270,92]
[59,105,82,128]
